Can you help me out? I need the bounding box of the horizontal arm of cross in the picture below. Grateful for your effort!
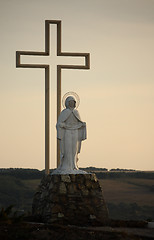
[16,20,90,70]
[16,51,90,70]
[16,51,49,69]
[58,53,90,69]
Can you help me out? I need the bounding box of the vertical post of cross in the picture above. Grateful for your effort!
[44,21,50,175]
[45,67,50,174]
[57,66,61,167]
[57,21,62,167]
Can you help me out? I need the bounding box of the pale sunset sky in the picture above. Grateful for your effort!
[0,0,154,170]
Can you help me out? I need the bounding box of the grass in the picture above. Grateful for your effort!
[99,178,154,206]
[22,179,40,191]
[0,173,154,220]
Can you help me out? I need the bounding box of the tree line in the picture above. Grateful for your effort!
[0,168,154,179]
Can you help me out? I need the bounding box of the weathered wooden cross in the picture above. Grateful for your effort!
[16,20,90,175]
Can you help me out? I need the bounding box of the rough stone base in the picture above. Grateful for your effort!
[32,173,109,225]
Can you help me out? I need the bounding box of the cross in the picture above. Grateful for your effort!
[16,20,90,175]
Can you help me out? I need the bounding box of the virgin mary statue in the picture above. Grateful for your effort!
[52,95,87,174]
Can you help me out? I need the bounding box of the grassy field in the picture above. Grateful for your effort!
[100,178,154,206]
[22,176,154,220]
[99,177,154,220]
[22,177,154,207]
[22,179,40,191]
[0,171,154,220]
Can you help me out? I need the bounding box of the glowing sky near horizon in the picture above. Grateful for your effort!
[0,0,154,170]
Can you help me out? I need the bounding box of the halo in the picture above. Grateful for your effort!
[62,92,80,109]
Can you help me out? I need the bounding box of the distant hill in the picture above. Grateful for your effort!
[0,168,44,179]
[0,168,154,180]
[0,168,154,221]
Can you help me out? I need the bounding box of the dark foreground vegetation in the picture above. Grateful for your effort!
[0,205,154,240]
[1,221,154,240]
[0,168,154,221]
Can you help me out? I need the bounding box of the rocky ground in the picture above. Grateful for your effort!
[0,221,154,240]
[32,174,109,225]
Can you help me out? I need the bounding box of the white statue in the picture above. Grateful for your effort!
[52,94,87,174]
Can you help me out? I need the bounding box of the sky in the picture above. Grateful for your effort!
[0,0,154,171]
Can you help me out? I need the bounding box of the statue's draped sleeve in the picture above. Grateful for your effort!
[56,109,71,140]
[73,109,87,141]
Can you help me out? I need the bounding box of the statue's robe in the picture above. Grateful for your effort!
[56,108,87,171]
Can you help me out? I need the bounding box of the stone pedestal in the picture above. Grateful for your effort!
[32,173,109,225]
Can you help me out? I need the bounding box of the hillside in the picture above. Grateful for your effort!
[0,168,154,221]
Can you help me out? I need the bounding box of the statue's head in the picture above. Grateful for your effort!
[65,96,76,109]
